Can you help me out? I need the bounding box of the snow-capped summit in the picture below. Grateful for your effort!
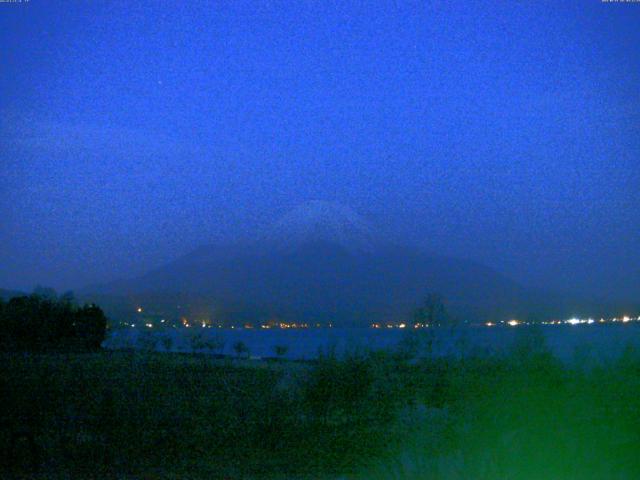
[261,200,378,253]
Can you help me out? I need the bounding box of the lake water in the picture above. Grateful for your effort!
[104,323,640,363]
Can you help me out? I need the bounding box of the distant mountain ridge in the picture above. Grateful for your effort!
[84,201,622,325]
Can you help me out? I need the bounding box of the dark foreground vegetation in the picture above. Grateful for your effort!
[0,291,107,352]
[1,328,640,479]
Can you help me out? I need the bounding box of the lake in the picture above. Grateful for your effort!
[104,323,640,363]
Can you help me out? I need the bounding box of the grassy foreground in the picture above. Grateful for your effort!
[1,328,640,479]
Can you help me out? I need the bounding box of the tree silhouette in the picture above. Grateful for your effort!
[71,303,107,350]
[274,345,288,359]
[0,289,107,352]
[233,341,249,358]
[414,293,450,327]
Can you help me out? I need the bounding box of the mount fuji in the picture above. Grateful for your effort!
[259,200,378,254]
[84,201,598,326]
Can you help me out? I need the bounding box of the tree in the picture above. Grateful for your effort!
[59,290,76,306]
[139,330,159,352]
[0,293,107,352]
[209,336,225,355]
[32,285,57,301]
[274,345,288,359]
[414,293,450,327]
[74,304,108,350]
[190,332,204,354]
[233,341,249,358]
[161,335,173,352]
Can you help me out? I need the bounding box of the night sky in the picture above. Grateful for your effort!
[1,1,638,301]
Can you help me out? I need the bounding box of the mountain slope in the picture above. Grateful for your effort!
[84,202,602,325]
[88,239,563,325]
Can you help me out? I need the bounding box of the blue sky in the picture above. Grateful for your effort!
[1,1,638,299]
